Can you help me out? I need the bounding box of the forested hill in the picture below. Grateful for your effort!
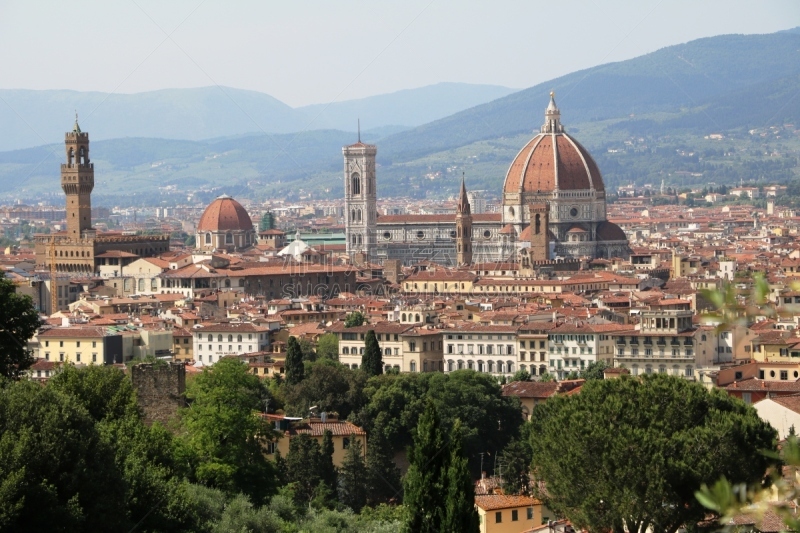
[379,30,800,162]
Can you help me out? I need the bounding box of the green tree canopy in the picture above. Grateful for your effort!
[344,311,366,328]
[283,358,367,419]
[181,358,276,504]
[580,360,608,381]
[365,431,402,506]
[48,364,138,422]
[338,435,367,512]
[315,333,339,360]
[361,330,383,377]
[285,336,305,385]
[0,276,41,379]
[530,374,778,533]
[355,371,522,474]
[0,380,127,531]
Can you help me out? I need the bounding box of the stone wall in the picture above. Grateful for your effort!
[131,362,186,426]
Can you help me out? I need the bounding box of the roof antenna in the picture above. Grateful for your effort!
[358,118,361,143]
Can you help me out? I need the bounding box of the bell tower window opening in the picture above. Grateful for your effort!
[351,173,361,195]
[79,146,87,165]
[535,214,541,234]
[68,148,75,165]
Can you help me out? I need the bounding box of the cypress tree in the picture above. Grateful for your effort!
[403,400,449,532]
[285,336,304,385]
[320,429,338,493]
[338,435,367,512]
[366,431,403,506]
[361,330,383,377]
[443,420,480,533]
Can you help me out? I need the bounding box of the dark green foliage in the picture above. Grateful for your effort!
[320,429,338,494]
[580,360,608,381]
[500,437,532,496]
[181,358,276,504]
[344,311,366,328]
[285,336,305,385]
[48,364,138,422]
[442,420,480,533]
[298,337,317,362]
[361,330,383,377]
[339,436,368,512]
[0,380,127,532]
[530,374,778,533]
[316,333,339,360]
[366,431,403,506]
[283,358,367,418]
[403,401,448,532]
[0,276,40,379]
[511,368,531,382]
[285,434,325,505]
[355,371,522,474]
[538,372,555,382]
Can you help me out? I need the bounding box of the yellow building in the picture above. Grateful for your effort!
[475,494,551,533]
[264,415,367,468]
[329,322,443,373]
[36,326,124,365]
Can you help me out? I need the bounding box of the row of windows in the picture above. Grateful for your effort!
[488,507,535,524]
[630,365,693,377]
[44,352,98,363]
[198,344,255,353]
[447,344,515,355]
[551,346,594,355]
[520,340,547,349]
[445,360,515,373]
[616,348,693,357]
[44,340,97,348]
[447,334,514,341]
[196,333,261,342]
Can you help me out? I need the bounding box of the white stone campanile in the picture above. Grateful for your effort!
[343,139,377,261]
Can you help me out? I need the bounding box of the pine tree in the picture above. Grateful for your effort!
[366,431,402,505]
[361,330,383,377]
[443,420,480,533]
[338,435,367,512]
[285,337,305,385]
[404,400,448,533]
[286,433,323,504]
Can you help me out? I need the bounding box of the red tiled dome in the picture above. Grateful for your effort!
[197,195,253,232]
[596,221,627,241]
[503,95,604,195]
[503,133,604,194]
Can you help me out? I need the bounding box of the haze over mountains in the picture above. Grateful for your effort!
[0,83,517,151]
[0,28,798,204]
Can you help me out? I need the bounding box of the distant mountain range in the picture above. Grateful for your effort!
[0,83,516,151]
[0,28,798,204]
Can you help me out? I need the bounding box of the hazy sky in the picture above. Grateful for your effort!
[0,0,797,107]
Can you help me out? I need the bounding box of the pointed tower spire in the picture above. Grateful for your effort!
[541,91,563,133]
[73,110,81,133]
[357,119,361,143]
[457,172,470,215]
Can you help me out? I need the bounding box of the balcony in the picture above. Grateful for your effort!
[616,337,627,345]
[656,338,667,346]
[643,339,653,346]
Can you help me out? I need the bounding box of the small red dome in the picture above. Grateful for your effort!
[197,195,253,232]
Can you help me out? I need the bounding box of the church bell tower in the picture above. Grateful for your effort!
[61,115,94,240]
[456,176,473,266]
[343,132,377,262]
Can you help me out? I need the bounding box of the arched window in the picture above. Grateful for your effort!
[359,347,364,355]
[351,209,356,222]
[507,361,514,373]
[351,173,361,195]
[138,279,145,292]
[478,361,484,372]
[208,334,213,341]
[225,233,233,244]
[237,335,242,342]
[447,360,454,372]
[357,209,362,222]
[217,335,223,342]
[351,364,358,370]
[645,365,653,374]
[68,148,75,165]
[468,361,474,370]
[498,361,504,373]
[401,313,407,321]
[539,365,546,375]
[487,360,494,373]
[457,360,464,370]
[632,364,639,376]
[205,233,211,244]
[415,314,420,322]
[79,146,87,165]
[151,279,158,291]
[410,361,416,372]
[225,279,231,288]
[228,335,233,342]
